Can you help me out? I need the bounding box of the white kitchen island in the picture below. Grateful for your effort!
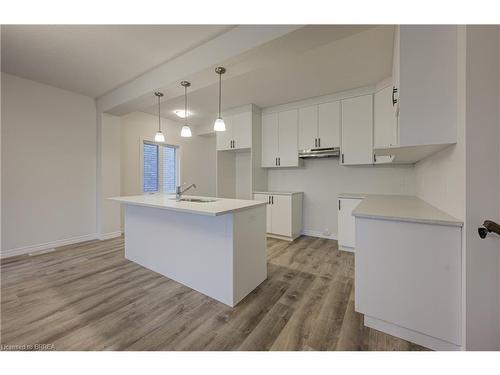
[109,194,267,307]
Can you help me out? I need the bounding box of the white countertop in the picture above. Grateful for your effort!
[352,194,463,227]
[253,190,303,196]
[109,194,266,216]
[338,192,370,199]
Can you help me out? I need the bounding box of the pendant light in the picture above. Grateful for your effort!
[154,92,165,143]
[180,81,192,137]
[213,66,226,131]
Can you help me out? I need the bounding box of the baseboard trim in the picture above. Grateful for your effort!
[364,315,462,351]
[301,230,337,240]
[339,245,355,253]
[1,233,98,259]
[99,231,123,240]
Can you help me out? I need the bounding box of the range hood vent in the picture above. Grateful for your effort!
[299,147,340,159]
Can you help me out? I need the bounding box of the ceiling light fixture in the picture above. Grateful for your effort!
[180,81,192,138]
[154,92,165,143]
[174,109,191,118]
[213,67,226,132]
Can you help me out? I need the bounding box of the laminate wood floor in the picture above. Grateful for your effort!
[1,236,427,351]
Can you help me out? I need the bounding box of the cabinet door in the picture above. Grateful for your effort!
[298,105,318,150]
[261,113,279,167]
[318,101,340,148]
[338,198,362,249]
[278,109,299,167]
[232,111,252,149]
[341,95,374,165]
[253,194,272,233]
[216,116,233,151]
[270,195,291,237]
[374,85,398,148]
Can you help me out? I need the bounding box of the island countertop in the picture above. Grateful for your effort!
[109,194,266,216]
[352,194,463,227]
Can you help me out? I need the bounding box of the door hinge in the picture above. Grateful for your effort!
[392,86,398,106]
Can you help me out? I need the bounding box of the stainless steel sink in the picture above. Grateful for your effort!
[179,198,216,203]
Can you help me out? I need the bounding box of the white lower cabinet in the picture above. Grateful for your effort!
[253,192,303,241]
[337,197,362,252]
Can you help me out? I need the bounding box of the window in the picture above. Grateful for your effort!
[142,141,178,193]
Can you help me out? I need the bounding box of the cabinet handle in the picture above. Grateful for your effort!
[275,157,277,166]
[374,154,377,163]
[268,196,271,204]
[315,138,317,148]
[392,86,398,106]
[339,200,341,210]
[341,154,344,164]
[278,157,280,166]
[318,138,321,147]
[271,196,274,204]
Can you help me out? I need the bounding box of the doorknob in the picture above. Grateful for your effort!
[478,220,500,239]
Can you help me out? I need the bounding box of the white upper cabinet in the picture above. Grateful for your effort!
[232,111,252,149]
[298,105,318,150]
[298,101,340,150]
[376,25,459,162]
[261,113,279,167]
[318,101,340,148]
[341,94,374,165]
[216,111,252,151]
[374,80,398,149]
[262,110,299,168]
[216,116,233,151]
[277,110,299,167]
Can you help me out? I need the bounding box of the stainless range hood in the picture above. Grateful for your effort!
[299,147,340,159]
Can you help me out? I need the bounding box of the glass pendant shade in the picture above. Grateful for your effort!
[154,131,165,143]
[214,117,226,132]
[181,125,192,138]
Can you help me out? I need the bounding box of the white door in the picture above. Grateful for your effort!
[338,198,362,250]
[374,84,398,148]
[298,105,318,150]
[278,109,299,167]
[261,113,279,167]
[232,111,252,149]
[253,193,272,233]
[271,195,291,237]
[464,26,500,350]
[318,101,341,148]
[341,95,374,165]
[216,115,233,151]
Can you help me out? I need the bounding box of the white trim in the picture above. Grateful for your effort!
[99,231,123,241]
[339,245,355,253]
[0,233,98,259]
[364,315,463,351]
[301,229,337,240]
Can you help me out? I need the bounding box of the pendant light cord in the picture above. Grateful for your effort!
[184,85,188,126]
[218,72,222,118]
[157,94,161,132]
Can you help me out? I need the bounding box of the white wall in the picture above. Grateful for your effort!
[100,113,121,238]
[415,27,466,221]
[268,160,416,238]
[120,111,216,198]
[1,73,97,256]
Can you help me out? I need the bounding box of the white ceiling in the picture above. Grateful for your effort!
[1,25,233,97]
[140,25,394,127]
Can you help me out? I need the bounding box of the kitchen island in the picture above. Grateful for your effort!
[109,194,267,307]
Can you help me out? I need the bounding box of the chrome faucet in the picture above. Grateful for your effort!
[176,183,197,201]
